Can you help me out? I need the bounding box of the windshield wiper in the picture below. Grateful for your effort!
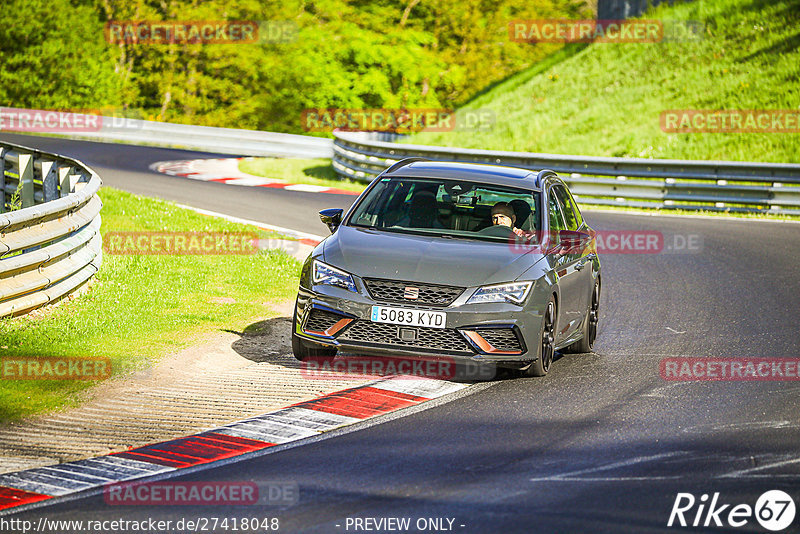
[439,233,476,241]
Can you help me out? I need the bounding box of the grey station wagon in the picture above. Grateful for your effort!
[292,158,601,377]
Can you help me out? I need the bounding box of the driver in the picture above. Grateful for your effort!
[491,202,525,236]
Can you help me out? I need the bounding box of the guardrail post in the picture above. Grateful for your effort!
[18,154,34,208]
[41,160,58,202]
[58,166,73,197]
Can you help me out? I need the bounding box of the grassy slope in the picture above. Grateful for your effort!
[0,188,300,422]
[408,0,800,163]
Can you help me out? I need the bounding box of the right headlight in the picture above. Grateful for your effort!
[467,281,532,305]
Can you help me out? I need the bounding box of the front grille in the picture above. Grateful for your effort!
[362,278,464,307]
[339,321,473,354]
[476,328,522,352]
[305,309,345,333]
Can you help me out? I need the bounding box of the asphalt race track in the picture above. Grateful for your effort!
[3,133,800,533]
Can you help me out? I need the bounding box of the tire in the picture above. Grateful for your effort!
[291,302,337,362]
[564,280,600,354]
[521,296,557,377]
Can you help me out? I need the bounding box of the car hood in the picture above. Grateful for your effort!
[322,226,544,287]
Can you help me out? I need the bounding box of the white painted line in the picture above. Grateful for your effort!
[284,184,331,192]
[719,457,800,479]
[215,421,319,444]
[528,451,689,482]
[176,173,221,181]
[80,456,175,476]
[529,475,684,482]
[0,476,73,496]
[171,202,325,242]
[36,460,167,483]
[4,454,175,493]
[36,466,113,484]
[259,407,360,431]
[221,177,278,186]
[0,470,97,496]
[234,416,323,438]
[370,378,469,399]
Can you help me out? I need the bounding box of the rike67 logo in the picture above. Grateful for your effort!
[668,490,796,531]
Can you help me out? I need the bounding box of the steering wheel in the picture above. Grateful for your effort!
[477,224,515,238]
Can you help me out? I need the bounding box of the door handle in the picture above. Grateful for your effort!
[575,258,590,271]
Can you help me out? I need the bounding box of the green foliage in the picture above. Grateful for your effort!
[0,0,122,110]
[0,0,591,132]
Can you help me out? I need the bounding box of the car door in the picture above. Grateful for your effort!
[553,184,594,327]
[546,185,583,344]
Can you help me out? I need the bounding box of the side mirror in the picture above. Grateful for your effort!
[319,208,343,233]
[557,230,591,255]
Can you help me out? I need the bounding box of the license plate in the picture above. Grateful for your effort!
[370,306,446,329]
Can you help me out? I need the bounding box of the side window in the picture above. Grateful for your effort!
[554,185,579,231]
[547,188,566,232]
[558,185,583,229]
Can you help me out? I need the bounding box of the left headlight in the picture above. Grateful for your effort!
[467,281,532,305]
[312,260,357,292]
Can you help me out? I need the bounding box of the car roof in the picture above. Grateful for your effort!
[382,160,540,190]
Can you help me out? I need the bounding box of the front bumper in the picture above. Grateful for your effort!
[294,277,549,366]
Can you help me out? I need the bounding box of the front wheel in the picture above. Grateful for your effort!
[521,297,556,377]
[564,280,600,354]
[291,302,337,362]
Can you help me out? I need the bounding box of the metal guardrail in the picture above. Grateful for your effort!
[92,116,332,159]
[332,131,800,215]
[0,141,102,317]
[0,108,332,159]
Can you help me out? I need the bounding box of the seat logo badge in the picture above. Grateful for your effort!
[404,287,420,300]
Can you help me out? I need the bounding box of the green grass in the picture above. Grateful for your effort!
[0,188,301,423]
[239,157,366,192]
[406,0,800,163]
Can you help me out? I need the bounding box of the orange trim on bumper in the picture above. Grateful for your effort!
[462,330,522,355]
[305,317,353,337]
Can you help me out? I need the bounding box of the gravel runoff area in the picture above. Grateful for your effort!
[0,300,377,475]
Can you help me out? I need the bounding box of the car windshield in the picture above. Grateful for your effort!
[348,177,540,242]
